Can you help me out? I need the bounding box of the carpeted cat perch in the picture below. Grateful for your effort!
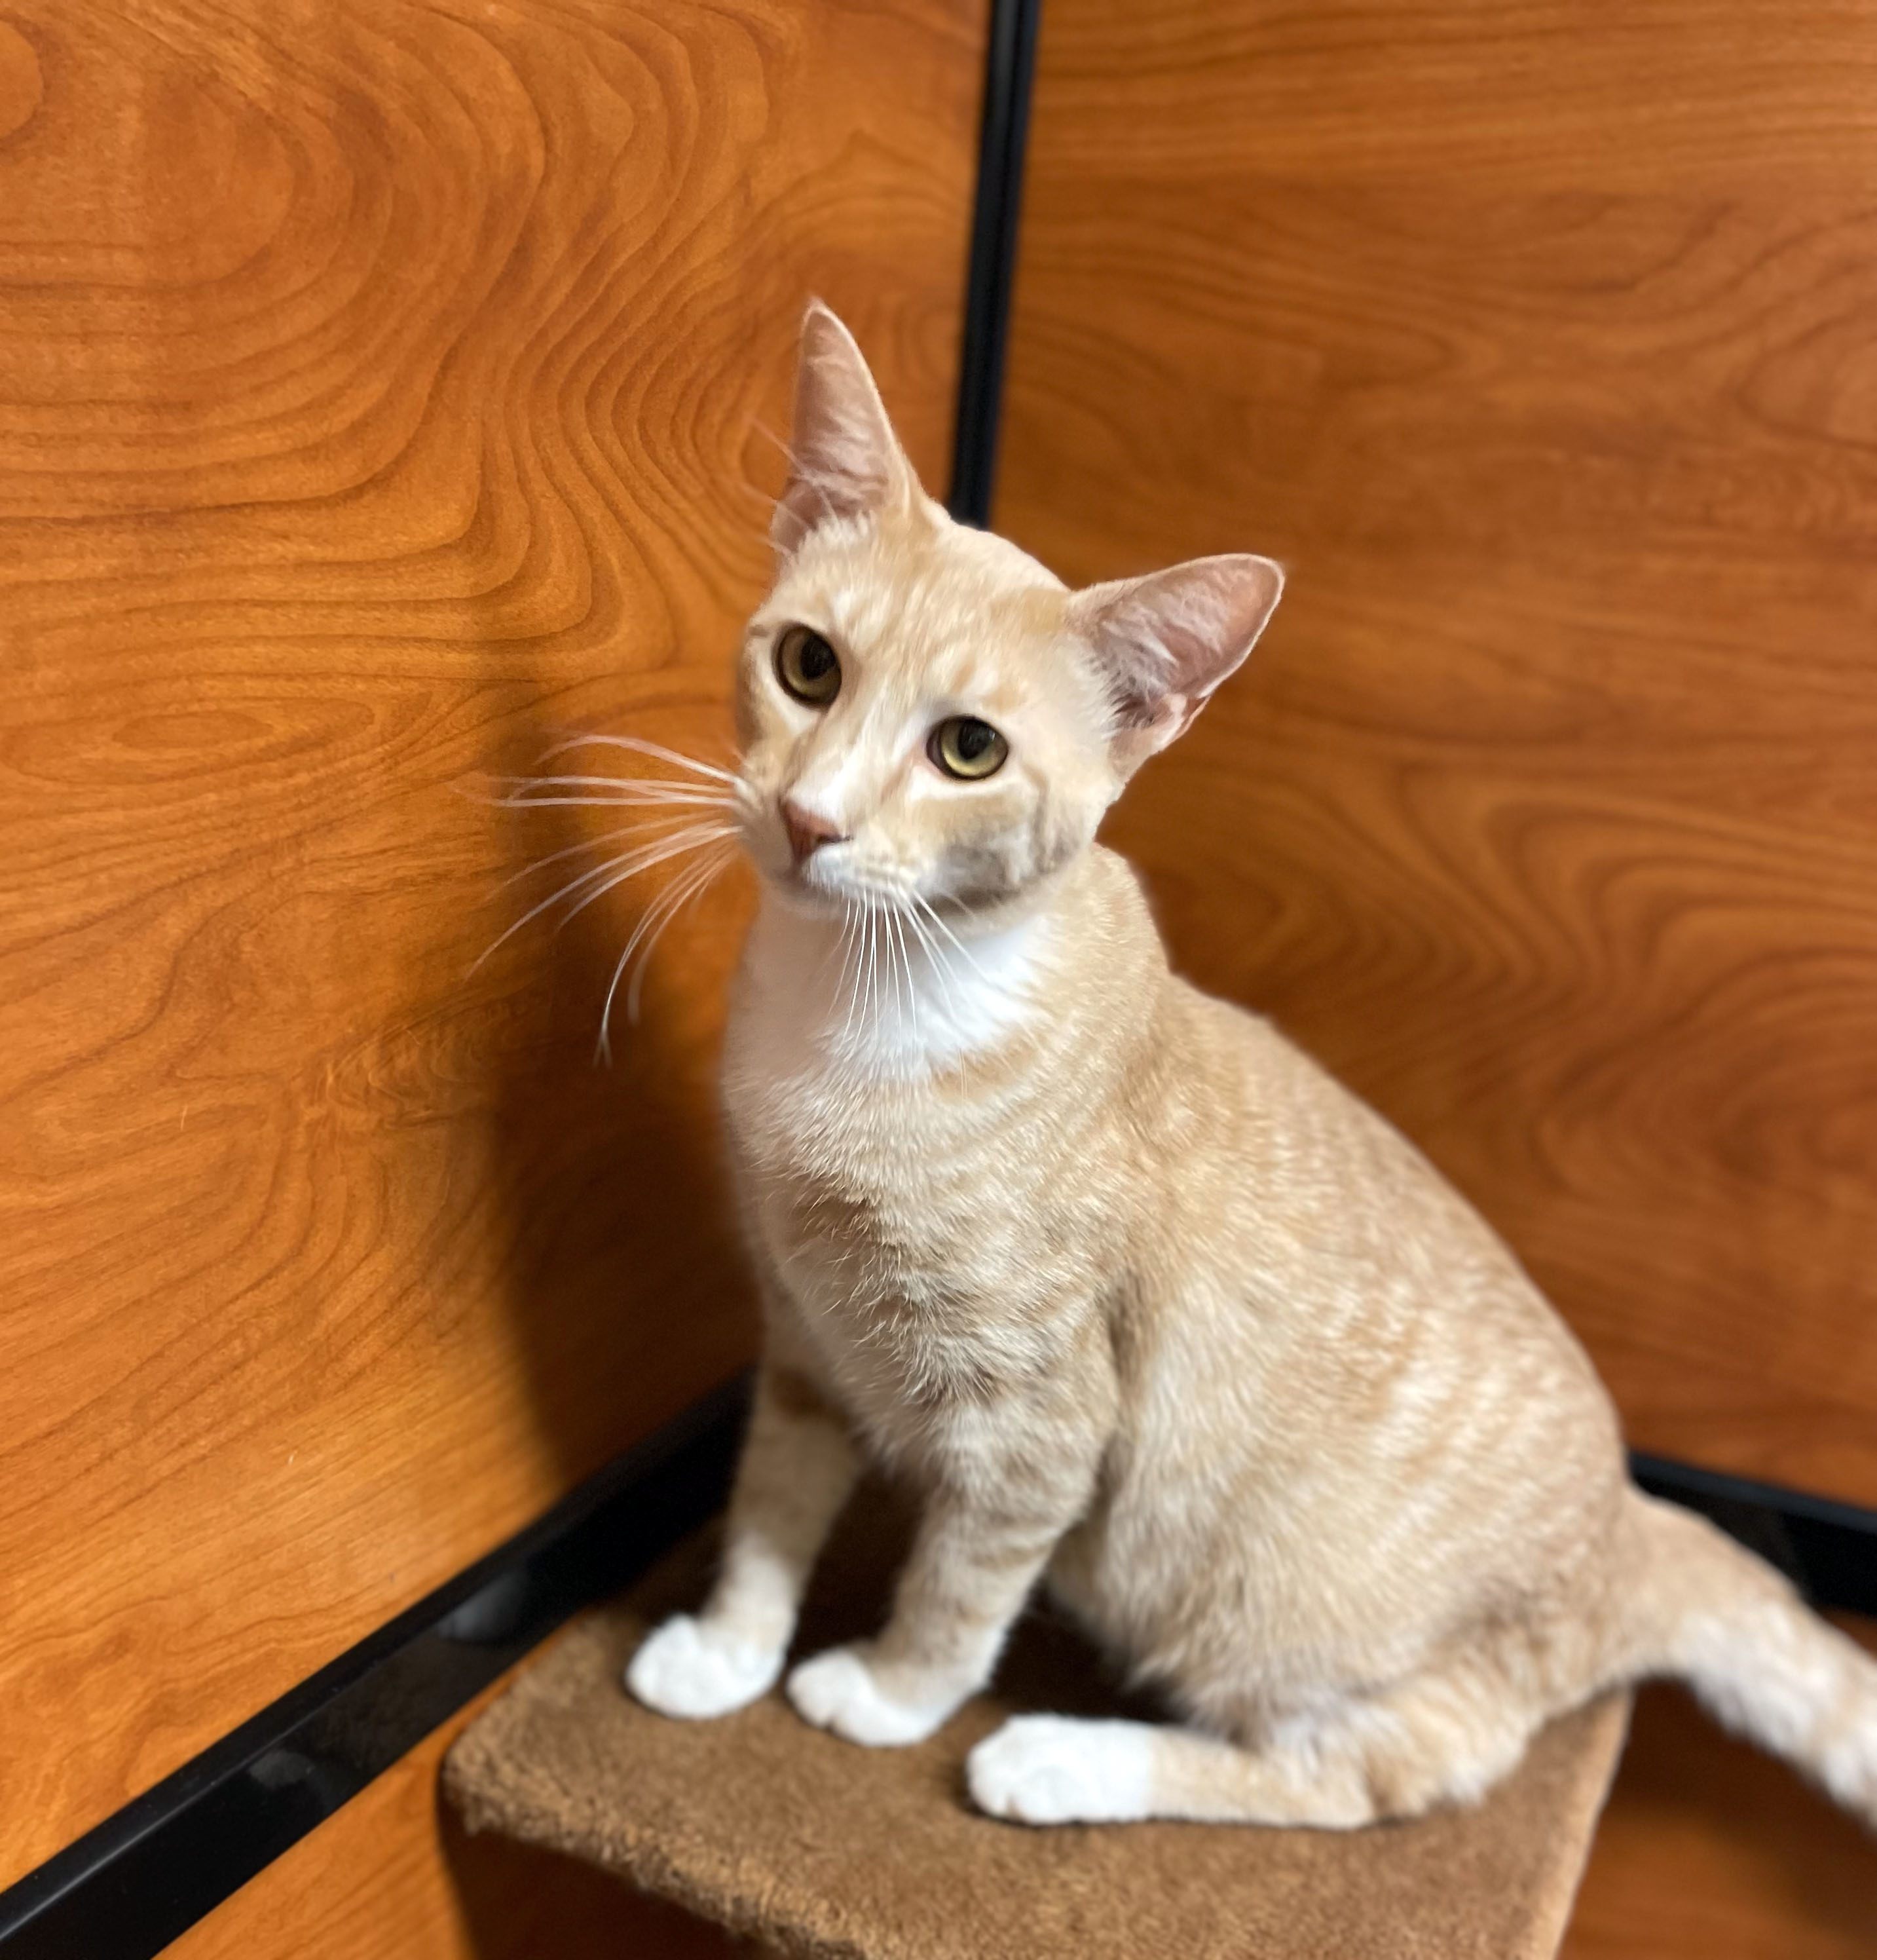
[444,1484,1629,1960]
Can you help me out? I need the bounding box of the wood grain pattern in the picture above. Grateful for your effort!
[0,0,982,1889]
[168,1655,748,1960]
[1562,1618,1877,1960]
[999,0,1877,1503]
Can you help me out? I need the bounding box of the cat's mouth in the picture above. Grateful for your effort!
[771,844,926,926]
[766,840,857,914]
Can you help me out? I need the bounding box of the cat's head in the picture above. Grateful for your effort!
[735,303,1282,930]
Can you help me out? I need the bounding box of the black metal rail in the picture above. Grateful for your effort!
[0,1377,750,1960]
[947,0,1044,527]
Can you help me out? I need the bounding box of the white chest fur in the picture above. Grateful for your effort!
[726,892,1054,1084]
[719,893,1081,1438]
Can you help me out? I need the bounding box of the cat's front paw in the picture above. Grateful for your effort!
[967,1716,1155,1824]
[785,1645,959,1746]
[624,1613,783,1720]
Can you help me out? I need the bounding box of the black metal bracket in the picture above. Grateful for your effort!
[1631,1450,1877,1618]
[947,0,1044,527]
[0,1375,750,1960]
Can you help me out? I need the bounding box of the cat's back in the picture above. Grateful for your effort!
[1137,979,1516,1278]
[1109,958,1624,1557]
[1058,961,1629,1699]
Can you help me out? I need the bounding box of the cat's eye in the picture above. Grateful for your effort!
[775,625,841,706]
[928,715,1008,781]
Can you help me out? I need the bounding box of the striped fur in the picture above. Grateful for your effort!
[626,303,1877,1830]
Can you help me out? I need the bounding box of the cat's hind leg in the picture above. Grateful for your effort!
[967,1671,1542,1828]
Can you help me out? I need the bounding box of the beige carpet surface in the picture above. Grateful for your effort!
[445,1488,1629,1960]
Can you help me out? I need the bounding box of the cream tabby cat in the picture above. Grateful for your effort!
[625,302,1877,1830]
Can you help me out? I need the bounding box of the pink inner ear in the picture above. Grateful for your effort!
[1073,554,1284,729]
[771,304,913,556]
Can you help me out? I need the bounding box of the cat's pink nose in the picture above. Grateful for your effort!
[781,799,845,865]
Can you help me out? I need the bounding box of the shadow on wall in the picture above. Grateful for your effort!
[475,710,760,1496]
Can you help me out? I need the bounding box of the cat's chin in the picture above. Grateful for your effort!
[756,857,915,924]
[750,849,1061,948]
[758,864,854,920]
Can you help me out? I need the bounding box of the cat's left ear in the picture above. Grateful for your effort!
[1067,554,1285,775]
[771,301,918,558]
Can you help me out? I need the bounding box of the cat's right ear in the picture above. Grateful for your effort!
[771,301,915,558]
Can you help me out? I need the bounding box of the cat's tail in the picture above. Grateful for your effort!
[1610,1490,1877,1826]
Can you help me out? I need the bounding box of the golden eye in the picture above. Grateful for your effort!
[929,715,1008,780]
[775,626,841,706]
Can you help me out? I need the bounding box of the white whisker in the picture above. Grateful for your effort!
[494,818,692,895]
[489,793,734,812]
[862,905,880,1034]
[495,775,736,808]
[869,903,889,1025]
[847,905,866,1041]
[752,418,796,468]
[489,730,746,1059]
[813,901,854,983]
[570,822,732,899]
[625,843,736,1025]
[902,901,963,1017]
[542,733,740,785]
[500,772,728,794]
[880,903,902,1021]
[754,415,842,529]
[597,881,686,1063]
[912,890,990,985]
[839,902,864,1044]
[890,908,919,1044]
[474,857,640,973]
[597,844,736,1061]
[555,825,735,937]
[474,821,734,973]
[890,908,909,1027]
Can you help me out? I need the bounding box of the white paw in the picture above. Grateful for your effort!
[785,1646,956,1746]
[624,1613,783,1720]
[967,1716,1155,1824]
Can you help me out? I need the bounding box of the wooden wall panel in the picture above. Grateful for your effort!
[0,0,983,1889]
[1561,1617,1877,1960]
[166,1658,746,1960]
[999,1,1877,1505]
